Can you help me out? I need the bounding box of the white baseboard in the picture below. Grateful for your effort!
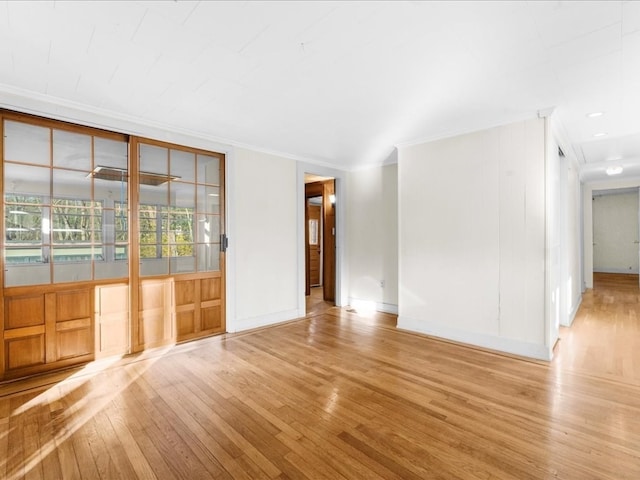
[348,297,398,315]
[593,268,639,274]
[397,316,551,361]
[227,308,303,333]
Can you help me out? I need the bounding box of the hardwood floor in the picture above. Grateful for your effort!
[1,277,639,479]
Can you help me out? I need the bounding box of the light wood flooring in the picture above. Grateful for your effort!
[1,275,639,479]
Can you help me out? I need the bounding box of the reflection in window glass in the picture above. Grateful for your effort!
[139,144,221,275]
[4,121,50,165]
[3,119,129,286]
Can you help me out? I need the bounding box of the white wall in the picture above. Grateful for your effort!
[398,118,550,360]
[346,163,398,313]
[560,153,583,326]
[226,147,300,332]
[592,190,639,274]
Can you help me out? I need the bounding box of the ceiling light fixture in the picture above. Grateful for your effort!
[605,166,623,176]
[586,112,604,118]
[593,132,607,138]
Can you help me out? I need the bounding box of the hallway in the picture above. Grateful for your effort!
[554,272,640,385]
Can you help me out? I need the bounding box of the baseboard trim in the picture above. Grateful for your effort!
[396,316,551,361]
[228,308,302,333]
[348,297,398,315]
[593,268,640,274]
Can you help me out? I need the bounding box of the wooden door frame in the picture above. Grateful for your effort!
[304,180,335,302]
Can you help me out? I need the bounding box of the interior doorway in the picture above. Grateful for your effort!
[592,188,639,277]
[304,174,335,304]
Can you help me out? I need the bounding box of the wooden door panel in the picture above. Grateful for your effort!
[95,284,129,358]
[176,310,195,336]
[5,295,45,329]
[6,334,45,370]
[140,312,168,345]
[201,277,221,301]
[57,327,92,360]
[56,290,91,321]
[201,305,222,331]
[98,316,129,354]
[175,280,195,305]
[138,279,172,348]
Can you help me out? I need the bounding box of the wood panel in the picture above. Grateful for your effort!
[174,276,223,342]
[5,335,44,370]
[138,279,172,349]
[57,328,92,360]
[56,290,91,321]
[5,295,45,329]
[322,180,335,302]
[95,284,129,359]
[201,305,222,331]
[2,287,94,380]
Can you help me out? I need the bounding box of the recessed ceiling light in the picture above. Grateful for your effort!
[606,166,623,176]
[586,112,604,118]
[593,132,607,137]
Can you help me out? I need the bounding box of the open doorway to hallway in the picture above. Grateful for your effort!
[304,173,335,314]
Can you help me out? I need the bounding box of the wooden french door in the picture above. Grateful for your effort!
[0,111,226,382]
[130,138,225,352]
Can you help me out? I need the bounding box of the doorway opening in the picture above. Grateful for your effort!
[592,188,639,282]
[304,174,335,313]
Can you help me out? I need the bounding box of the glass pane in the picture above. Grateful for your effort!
[5,205,43,243]
[53,169,91,200]
[115,203,129,242]
[141,257,169,276]
[4,120,50,165]
[197,215,220,244]
[51,206,97,244]
[53,130,91,170]
[95,137,127,170]
[197,244,220,272]
[5,163,50,197]
[171,182,195,209]
[140,244,160,258]
[52,246,94,262]
[95,259,128,279]
[139,205,158,245]
[5,246,44,264]
[53,261,91,283]
[197,154,220,185]
[171,256,196,274]
[5,264,50,287]
[94,175,128,205]
[168,207,194,244]
[139,182,168,206]
[115,245,128,260]
[140,144,168,175]
[164,243,194,257]
[197,185,220,214]
[170,149,195,182]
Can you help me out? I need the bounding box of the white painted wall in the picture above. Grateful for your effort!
[592,190,639,274]
[226,147,300,332]
[398,118,550,360]
[560,153,583,326]
[346,163,398,313]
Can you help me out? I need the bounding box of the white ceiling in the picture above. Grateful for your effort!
[1,1,640,182]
